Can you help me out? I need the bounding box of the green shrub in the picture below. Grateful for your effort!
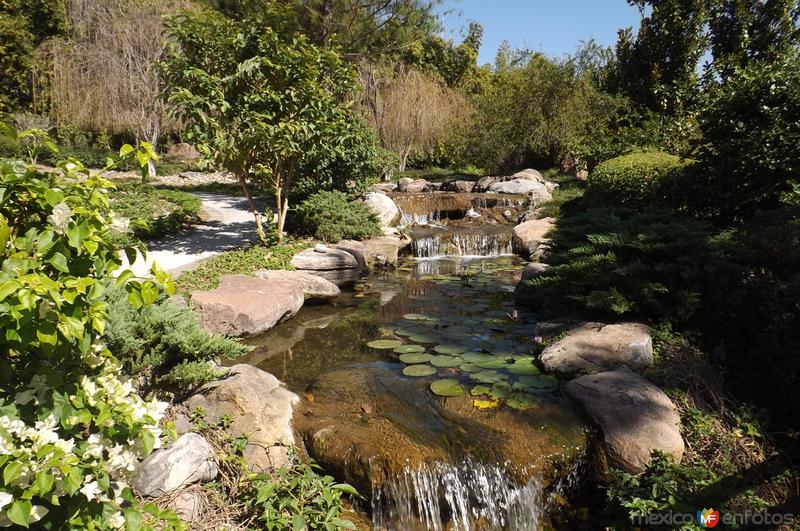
[108,184,201,246]
[295,191,381,243]
[103,287,252,396]
[587,151,695,208]
[525,208,720,322]
[175,241,312,295]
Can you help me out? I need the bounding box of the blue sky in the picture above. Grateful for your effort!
[438,0,645,65]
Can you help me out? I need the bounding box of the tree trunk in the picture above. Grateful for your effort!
[276,195,289,243]
[239,174,267,244]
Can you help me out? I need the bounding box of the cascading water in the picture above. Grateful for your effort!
[371,459,542,531]
[411,231,513,258]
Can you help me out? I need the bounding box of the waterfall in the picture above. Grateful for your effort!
[371,459,542,531]
[411,232,513,258]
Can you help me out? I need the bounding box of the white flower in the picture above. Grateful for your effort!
[28,505,49,525]
[83,434,104,460]
[109,215,131,235]
[79,479,101,502]
[54,438,75,454]
[107,512,125,529]
[0,491,12,510]
[48,202,72,233]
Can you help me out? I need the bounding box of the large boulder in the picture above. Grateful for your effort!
[183,365,299,472]
[398,178,429,193]
[565,368,684,474]
[363,192,401,228]
[253,269,340,301]
[540,322,653,375]
[472,175,499,192]
[511,168,544,182]
[512,217,555,258]
[132,433,217,497]
[191,275,304,337]
[489,179,553,204]
[369,182,397,193]
[363,236,403,266]
[440,180,475,193]
[332,240,368,272]
[291,245,361,286]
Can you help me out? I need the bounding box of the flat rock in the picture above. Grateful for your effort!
[333,240,368,272]
[132,433,217,497]
[369,182,397,193]
[363,236,403,266]
[472,176,499,192]
[291,247,361,286]
[398,178,429,193]
[191,275,304,337]
[511,168,544,182]
[565,368,684,473]
[183,365,299,472]
[512,217,555,258]
[253,270,340,301]
[440,180,475,193]
[363,192,401,227]
[490,179,552,200]
[540,322,653,374]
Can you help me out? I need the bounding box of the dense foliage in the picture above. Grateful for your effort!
[295,191,382,243]
[527,208,719,322]
[103,288,252,396]
[587,151,695,208]
[163,7,378,242]
[0,138,182,528]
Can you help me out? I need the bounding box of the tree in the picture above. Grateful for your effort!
[607,0,707,115]
[164,9,376,243]
[45,0,177,177]
[359,63,471,171]
[706,0,799,79]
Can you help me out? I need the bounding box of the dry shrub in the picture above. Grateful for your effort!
[359,62,472,170]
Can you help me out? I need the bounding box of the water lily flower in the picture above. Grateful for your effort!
[533,336,543,344]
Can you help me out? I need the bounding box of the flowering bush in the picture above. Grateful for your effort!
[0,128,184,528]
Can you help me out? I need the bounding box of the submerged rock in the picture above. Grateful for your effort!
[253,269,340,301]
[132,433,217,497]
[512,217,555,258]
[540,322,653,375]
[296,364,588,499]
[363,192,401,228]
[191,275,304,337]
[291,246,362,286]
[565,367,684,474]
[183,365,299,472]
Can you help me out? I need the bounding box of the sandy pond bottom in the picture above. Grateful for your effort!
[237,256,589,530]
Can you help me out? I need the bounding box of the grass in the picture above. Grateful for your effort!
[109,183,202,246]
[535,171,587,219]
[175,240,313,296]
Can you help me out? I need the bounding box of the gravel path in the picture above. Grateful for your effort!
[125,192,265,277]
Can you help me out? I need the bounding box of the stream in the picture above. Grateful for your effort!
[239,193,590,530]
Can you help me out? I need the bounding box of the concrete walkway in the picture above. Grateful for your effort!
[125,192,265,277]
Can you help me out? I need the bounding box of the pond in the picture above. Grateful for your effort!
[238,214,589,530]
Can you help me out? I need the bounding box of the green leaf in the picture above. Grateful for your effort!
[332,483,361,498]
[7,500,32,527]
[44,189,63,207]
[124,508,142,531]
[140,429,155,456]
[119,144,134,157]
[36,472,54,494]
[4,460,24,484]
[140,281,158,306]
[292,515,306,531]
[47,252,69,273]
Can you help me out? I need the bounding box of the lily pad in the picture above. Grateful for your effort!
[429,355,463,368]
[506,392,537,410]
[459,363,481,373]
[475,359,511,370]
[409,334,439,344]
[470,370,506,384]
[394,344,426,354]
[461,352,497,363]
[403,365,437,377]
[489,381,511,400]
[403,313,430,321]
[434,344,469,355]
[399,353,433,364]
[393,328,419,337]
[524,374,559,389]
[471,385,492,396]
[506,363,541,375]
[430,378,466,397]
[367,339,403,350]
